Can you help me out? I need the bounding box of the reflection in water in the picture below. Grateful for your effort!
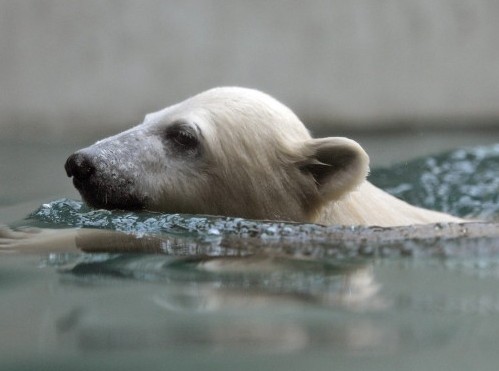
[37,250,498,354]
[33,246,499,355]
[2,144,499,361]
[65,255,384,311]
[44,253,393,353]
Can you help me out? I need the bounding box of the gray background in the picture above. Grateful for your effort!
[1,0,499,222]
[1,0,499,143]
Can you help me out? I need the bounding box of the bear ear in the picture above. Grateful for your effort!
[299,137,370,201]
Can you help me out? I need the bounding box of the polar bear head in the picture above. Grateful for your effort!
[65,87,369,222]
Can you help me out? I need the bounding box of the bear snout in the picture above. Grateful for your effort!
[64,150,147,211]
[65,152,96,183]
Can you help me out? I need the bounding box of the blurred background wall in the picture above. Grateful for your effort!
[1,0,499,143]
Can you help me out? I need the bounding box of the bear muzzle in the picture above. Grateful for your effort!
[65,151,146,211]
[65,152,96,186]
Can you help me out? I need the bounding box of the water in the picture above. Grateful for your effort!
[1,144,499,370]
[370,144,499,220]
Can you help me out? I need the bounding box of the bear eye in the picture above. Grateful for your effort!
[166,126,199,151]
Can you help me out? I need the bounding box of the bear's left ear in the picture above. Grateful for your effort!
[299,137,370,201]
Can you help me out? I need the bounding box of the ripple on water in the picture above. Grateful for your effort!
[13,144,499,259]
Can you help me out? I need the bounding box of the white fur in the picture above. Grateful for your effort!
[70,87,463,227]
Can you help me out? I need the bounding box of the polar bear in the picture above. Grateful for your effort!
[64,87,462,227]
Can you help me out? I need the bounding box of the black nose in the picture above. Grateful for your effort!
[65,152,96,181]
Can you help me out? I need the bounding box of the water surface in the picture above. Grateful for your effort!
[0,144,498,371]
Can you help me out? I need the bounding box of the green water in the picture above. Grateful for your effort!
[370,144,499,220]
[2,253,499,370]
[1,144,498,370]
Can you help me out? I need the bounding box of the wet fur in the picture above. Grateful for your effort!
[66,87,463,227]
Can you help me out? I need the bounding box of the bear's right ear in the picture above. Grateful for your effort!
[299,137,370,201]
